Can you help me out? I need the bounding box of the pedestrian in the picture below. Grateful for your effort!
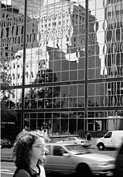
[86,132,92,148]
[86,132,91,141]
[13,130,46,177]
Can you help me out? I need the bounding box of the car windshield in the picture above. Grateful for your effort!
[65,144,90,155]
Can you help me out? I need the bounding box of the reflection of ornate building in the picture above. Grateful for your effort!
[104,1,123,107]
[32,0,99,59]
[32,0,101,107]
[105,1,123,77]
[6,0,101,106]
[9,47,49,84]
[7,46,49,102]
[1,2,39,102]
[1,3,38,59]
[8,45,81,104]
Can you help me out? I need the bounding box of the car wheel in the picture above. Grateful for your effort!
[76,163,92,177]
[98,143,105,150]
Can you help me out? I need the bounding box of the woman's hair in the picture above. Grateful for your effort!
[13,130,44,169]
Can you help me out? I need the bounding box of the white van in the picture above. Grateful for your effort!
[96,130,123,150]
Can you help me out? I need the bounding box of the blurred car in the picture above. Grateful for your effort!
[55,136,91,148]
[49,134,91,148]
[114,141,123,177]
[0,139,13,148]
[49,134,79,143]
[44,143,115,177]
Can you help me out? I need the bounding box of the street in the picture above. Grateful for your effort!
[1,148,117,177]
[1,162,15,177]
[0,161,115,177]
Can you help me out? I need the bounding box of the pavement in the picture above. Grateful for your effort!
[1,138,98,162]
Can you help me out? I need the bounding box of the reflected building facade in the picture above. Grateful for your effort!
[1,0,123,136]
[105,0,123,106]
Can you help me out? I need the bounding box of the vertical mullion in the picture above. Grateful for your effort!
[85,0,88,131]
[22,0,27,129]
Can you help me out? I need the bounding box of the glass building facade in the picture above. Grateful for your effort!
[1,0,123,136]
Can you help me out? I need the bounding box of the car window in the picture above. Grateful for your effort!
[104,132,112,138]
[53,146,63,156]
[65,144,90,154]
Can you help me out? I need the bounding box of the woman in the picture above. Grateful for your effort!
[13,130,46,177]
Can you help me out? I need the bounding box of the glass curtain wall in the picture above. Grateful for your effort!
[1,0,123,139]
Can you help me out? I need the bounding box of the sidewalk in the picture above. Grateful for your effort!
[1,138,97,162]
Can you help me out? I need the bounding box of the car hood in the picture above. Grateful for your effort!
[74,153,114,162]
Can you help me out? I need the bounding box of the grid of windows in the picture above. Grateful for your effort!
[23,84,85,109]
[1,0,123,134]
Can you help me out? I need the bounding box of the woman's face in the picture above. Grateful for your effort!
[30,137,46,162]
